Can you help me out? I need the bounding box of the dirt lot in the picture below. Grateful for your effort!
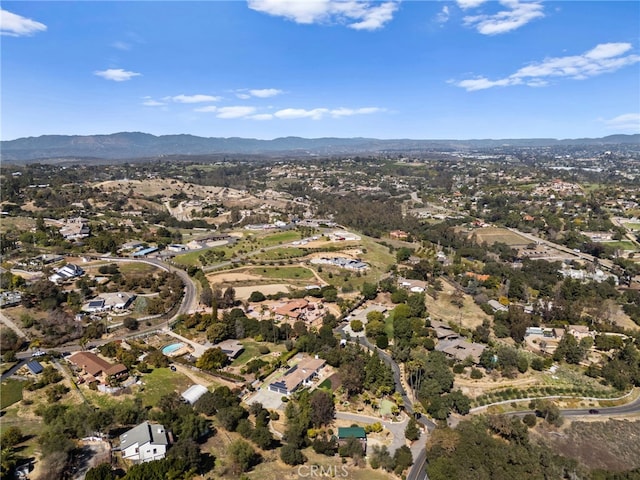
[468,227,531,246]
[533,419,640,472]
[425,280,491,330]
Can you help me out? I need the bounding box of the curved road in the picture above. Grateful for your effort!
[8,256,199,361]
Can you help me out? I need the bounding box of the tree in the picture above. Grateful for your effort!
[339,362,364,397]
[280,444,305,465]
[0,427,22,448]
[85,463,116,480]
[228,439,258,474]
[350,319,363,332]
[376,334,389,349]
[393,445,413,474]
[405,417,420,441]
[123,317,138,331]
[361,282,378,300]
[310,390,335,427]
[194,391,217,416]
[249,291,266,302]
[196,348,229,371]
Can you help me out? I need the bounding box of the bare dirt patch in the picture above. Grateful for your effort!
[426,280,491,330]
[533,419,640,472]
[234,284,294,300]
[468,227,530,246]
[207,272,264,283]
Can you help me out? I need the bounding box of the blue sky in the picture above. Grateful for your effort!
[2,1,639,140]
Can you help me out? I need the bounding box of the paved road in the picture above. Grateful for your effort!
[7,256,200,360]
[337,318,435,480]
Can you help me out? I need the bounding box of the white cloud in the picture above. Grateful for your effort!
[236,93,252,99]
[216,106,257,118]
[112,41,131,51]
[436,6,450,24]
[330,107,384,117]
[273,106,383,120]
[456,0,488,9]
[247,0,399,31]
[463,0,544,35]
[1,9,47,37]
[195,106,258,118]
[165,94,221,103]
[194,106,218,113]
[94,68,141,82]
[455,42,640,91]
[142,97,166,107]
[249,88,283,98]
[604,113,640,132]
[250,114,274,120]
[274,108,329,120]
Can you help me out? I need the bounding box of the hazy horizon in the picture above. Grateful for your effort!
[2,1,639,141]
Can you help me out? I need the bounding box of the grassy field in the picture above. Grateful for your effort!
[256,230,301,247]
[252,247,306,261]
[0,379,25,409]
[602,240,637,250]
[138,367,194,407]
[231,339,286,367]
[247,266,315,281]
[471,227,530,246]
[623,223,640,231]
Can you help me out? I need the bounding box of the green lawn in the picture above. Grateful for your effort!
[138,367,194,407]
[252,247,306,260]
[384,310,395,338]
[248,266,314,280]
[602,240,637,250]
[0,379,25,409]
[624,223,640,231]
[257,231,301,247]
[231,340,286,367]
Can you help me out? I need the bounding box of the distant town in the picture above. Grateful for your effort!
[1,140,640,480]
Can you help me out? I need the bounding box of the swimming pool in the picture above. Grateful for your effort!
[162,342,185,355]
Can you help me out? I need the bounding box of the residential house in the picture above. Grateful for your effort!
[59,217,90,240]
[268,356,326,396]
[68,351,128,384]
[214,339,245,359]
[337,427,367,454]
[435,338,486,364]
[119,421,169,463]
[389,230,409,240]
[48,264,84,283]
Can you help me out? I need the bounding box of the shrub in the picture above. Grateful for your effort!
[470,368,484,379]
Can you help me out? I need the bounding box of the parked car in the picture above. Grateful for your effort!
[588,409,599,414]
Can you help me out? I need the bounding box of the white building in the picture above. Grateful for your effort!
[119,421,169,463]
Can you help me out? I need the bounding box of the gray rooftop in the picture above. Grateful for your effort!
[119,421,168,450]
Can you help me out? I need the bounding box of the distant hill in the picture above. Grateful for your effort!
[1,132,638,162]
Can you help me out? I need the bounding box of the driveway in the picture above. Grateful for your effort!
[335,411,411,454]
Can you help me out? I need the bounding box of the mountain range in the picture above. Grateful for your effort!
[1,132,638,163]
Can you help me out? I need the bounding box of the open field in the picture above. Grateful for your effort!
[136,367,195,407]
[247,266,315,281]
[602,240,637,250]
[469,227,531,246]
[234,284,294,300]
[1,378,25,409]
[425,280,491,330]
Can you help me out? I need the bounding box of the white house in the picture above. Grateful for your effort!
[119,421,169,463]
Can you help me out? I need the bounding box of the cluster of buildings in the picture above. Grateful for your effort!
[84,292,136,312]
[48,263,84,283]
[58,217,90,240]
[271,298,325,325]
[310,256,368,271]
